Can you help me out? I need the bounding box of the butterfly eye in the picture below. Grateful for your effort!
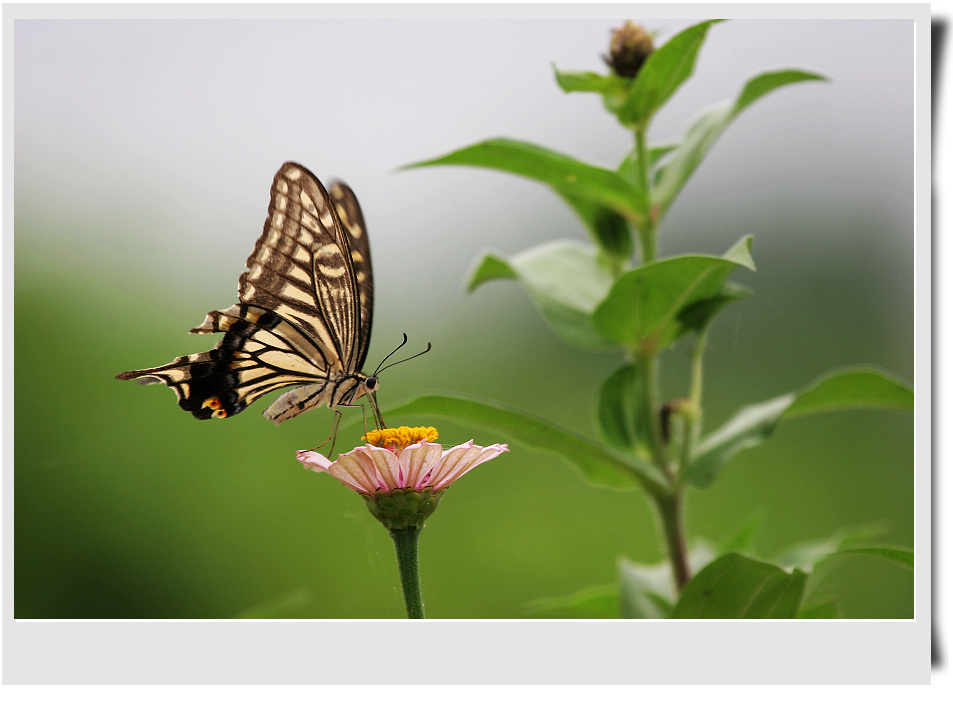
[364,376,379,392]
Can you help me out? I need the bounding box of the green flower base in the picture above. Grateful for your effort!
[363,487,446,532]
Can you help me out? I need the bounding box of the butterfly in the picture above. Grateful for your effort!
[117,162,390,449]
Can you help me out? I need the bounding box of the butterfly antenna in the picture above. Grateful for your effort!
[374,335,432,376]
[373,333,408,376]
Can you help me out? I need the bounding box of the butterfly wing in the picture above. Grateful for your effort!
[329,181,374,373]
[116,163,372,424]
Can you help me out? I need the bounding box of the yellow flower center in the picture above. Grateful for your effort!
[363,426,439,452]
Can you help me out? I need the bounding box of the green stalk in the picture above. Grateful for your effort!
[680,326,709,471]
[633,126,657,263]
[390,527,425,619]
[636,350,669,478]
[631,123,691,592]
[654,491,691,591]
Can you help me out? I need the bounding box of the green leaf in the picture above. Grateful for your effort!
[676,281,753,334]
[616,19,725,127]
[783,367,914,418]
[466,240,617,350]
[684,393,795,488]
[594,362,645,452]
[719,511,767,554]
[232,589,312,619]
[553,67,629,97]
[592,235,755,352]
[619,544,715,619]
[773,522,891,573]
[619,559,675,619]
[385,394,667,491]
[524,583,619,619]
[653,68,827,219]
[798,599,842,619]
[684,368,913,488]
[465,251,517,291]
[831,546,914,571]
[402,138,647,223]
[552,187,633,260]
[618,144,680,183]
[671,553,807,619]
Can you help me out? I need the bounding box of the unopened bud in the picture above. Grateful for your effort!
[603,21,654,79]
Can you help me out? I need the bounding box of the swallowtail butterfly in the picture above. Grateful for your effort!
[117,162,385,444]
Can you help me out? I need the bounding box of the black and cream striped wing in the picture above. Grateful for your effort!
[116,162,373,423]
[239,163,368,374]
[328,180,374,373]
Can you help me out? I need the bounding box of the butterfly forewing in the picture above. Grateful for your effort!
[116,162,377,428]
[329,181,374,372]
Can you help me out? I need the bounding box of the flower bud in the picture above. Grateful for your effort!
[603,20,654,79]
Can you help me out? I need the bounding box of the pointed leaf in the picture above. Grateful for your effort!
[719,511,768,554]
[552,187,633,260]
[553,67,629,97]
[465,251,517,291]
[671,553,807,619]
[783,367,913,418]
[619,544,715,619]
[618,143,680,182]
[653,69,827,218]
[773,522,891,573]
[466,240,617,350]
[592,235,755,352]
[685,367,913,488]
[684,393,795,488]
[594,362,645,452]
[676,281,753,333]
[616,20,725,127]
[524,584,619,619]
[402,138,646,223]
[831,546,914,571]
[385,394,668,491]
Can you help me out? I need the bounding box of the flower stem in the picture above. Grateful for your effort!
[390,527,425,619]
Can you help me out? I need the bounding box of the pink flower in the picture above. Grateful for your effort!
[297,426,508,496]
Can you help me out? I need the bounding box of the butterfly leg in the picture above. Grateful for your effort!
[304,409,344,456]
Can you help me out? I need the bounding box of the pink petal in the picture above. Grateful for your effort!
[297,450,334,473]
[332,447,401,495]
[397,440,444,489]
[427,441,509,490]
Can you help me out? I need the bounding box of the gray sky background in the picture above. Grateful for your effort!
[14,17,913,301]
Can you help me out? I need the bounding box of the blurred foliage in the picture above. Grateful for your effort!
[14,218,913,618]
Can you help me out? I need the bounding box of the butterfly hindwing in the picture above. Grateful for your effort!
[116,163,376,426]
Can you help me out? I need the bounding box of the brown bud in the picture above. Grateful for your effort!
[603,20,654,79]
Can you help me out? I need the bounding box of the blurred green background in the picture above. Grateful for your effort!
[14,18,914,619]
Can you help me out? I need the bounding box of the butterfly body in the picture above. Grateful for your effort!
[117,163,380,432]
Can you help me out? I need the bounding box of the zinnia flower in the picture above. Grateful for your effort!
[297,425,508,530]
[297,425,508,619]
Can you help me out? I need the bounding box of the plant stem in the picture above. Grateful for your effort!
[655,491,691,591]
[680,326,709,471]
[390,527,425,619]
[634,126,657,263]
[637,350,669,476]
